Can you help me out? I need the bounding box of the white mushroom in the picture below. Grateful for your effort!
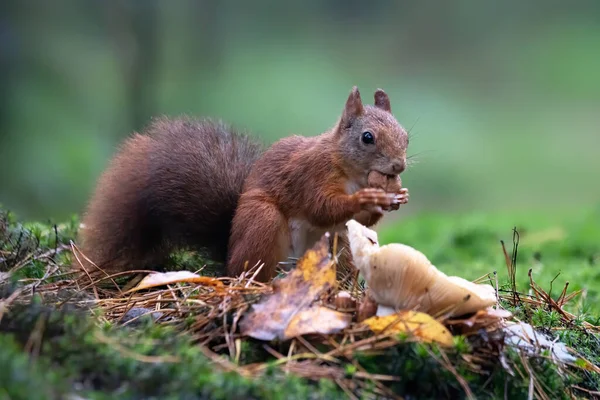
[346,220,497,317]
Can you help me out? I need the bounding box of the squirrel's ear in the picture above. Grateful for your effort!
[340,86,364,129]
[374,89,391,112]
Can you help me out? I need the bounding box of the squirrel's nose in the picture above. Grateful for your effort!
[391,160,406,174]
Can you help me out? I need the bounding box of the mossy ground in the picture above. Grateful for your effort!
[1,205,599,399]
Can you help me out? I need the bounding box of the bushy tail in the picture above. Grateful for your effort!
[76,117,263,278]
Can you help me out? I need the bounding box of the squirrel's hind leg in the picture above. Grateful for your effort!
[227,194,290,282]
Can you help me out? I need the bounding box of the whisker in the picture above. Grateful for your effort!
[406,149,437,167]
[406,157,421,167]
[407,150,436,160]
[407,117,420,141]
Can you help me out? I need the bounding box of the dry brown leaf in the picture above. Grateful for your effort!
[445,307,512,334]
[362,311,454,347]
[284,305,351,338]
[240,233,347,340]
[125,271,223,293]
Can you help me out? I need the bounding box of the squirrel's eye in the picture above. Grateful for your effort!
[361,131,375,145]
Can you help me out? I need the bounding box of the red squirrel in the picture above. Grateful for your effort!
[78,86,409,282]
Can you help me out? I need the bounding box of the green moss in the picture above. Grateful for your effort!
[0,302,343,399]
[166,249,224,276]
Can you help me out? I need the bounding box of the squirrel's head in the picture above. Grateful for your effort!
[335,86,409,182]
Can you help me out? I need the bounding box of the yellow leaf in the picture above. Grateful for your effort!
[241,233,345,341]
[125,271,223,293]
[363,311,454,347]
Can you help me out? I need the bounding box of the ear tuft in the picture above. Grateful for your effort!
[374,89,391,112]
[340,86,364,129]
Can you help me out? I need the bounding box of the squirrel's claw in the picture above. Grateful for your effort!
[386,188,409,211]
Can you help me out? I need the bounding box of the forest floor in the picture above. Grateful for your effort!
[1,204,600,399]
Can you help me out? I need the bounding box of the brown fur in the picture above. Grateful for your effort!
[78,117,263,277]
[227,87,409,281]
[79,87,409,282]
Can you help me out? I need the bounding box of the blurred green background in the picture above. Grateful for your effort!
[1,0,599,221]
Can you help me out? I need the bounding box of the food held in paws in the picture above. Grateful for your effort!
[367,170,402,193]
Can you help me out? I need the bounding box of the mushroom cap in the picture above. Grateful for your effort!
[427,274,497,317]
[367,243,439,312]
[346,220,497,317]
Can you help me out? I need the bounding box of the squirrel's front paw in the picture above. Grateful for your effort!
[355,188,396,211]
[387,187,409,211]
